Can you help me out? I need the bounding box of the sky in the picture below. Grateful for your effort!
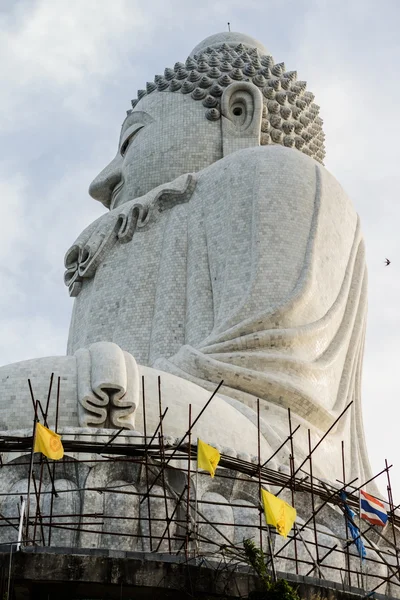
[0,0,399,496]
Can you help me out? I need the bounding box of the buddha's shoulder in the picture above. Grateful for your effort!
[196,145,342,199]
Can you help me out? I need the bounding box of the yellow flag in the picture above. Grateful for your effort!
[197,439,220,478]
[34,423,64,460]
[261,488,296,538]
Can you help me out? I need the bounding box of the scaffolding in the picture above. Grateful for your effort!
[0,374,398,598]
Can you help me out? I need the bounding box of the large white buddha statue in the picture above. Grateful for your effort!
[0,32,371,486]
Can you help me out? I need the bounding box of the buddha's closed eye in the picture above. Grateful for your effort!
[120,124,145,157]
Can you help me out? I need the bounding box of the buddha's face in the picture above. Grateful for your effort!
[89,92,223,209]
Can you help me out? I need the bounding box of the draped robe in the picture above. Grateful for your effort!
[66,145,371,483]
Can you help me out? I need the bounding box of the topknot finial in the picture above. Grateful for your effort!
[189,32,268,58]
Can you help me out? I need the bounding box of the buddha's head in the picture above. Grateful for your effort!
[89,32,325,209]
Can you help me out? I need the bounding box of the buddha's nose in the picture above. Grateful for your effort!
[89,155,122,209]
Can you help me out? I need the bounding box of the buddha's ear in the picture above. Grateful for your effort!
[220,82,263,157]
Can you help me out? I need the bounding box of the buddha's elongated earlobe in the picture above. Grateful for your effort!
[221,82,263,157]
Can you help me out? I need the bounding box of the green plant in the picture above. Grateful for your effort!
[243,538,271,588]
[242,539,300,600]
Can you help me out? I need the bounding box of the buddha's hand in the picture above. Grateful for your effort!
[75,342,139,429]
[63,198,150,297]
[64,174,195,298]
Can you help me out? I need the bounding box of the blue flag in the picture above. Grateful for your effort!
[340,491,367,560]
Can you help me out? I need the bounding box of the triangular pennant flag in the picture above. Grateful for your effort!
[34,423,64,460]
[261,488,296,538]
[197,439,220,478]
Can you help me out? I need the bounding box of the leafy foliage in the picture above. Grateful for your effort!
[243,538,271,588]
[242,538,300,600]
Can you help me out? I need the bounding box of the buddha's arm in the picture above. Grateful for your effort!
[155,147,365,429]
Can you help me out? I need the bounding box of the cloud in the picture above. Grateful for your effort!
[0,169,28,264]
[0,0,149,128]
[0,315,67,365]
[0,155,105,368]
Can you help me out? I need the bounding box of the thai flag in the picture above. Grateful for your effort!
[360,490,388,527]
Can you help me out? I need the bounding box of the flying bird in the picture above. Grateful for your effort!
[385,258,391,266]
